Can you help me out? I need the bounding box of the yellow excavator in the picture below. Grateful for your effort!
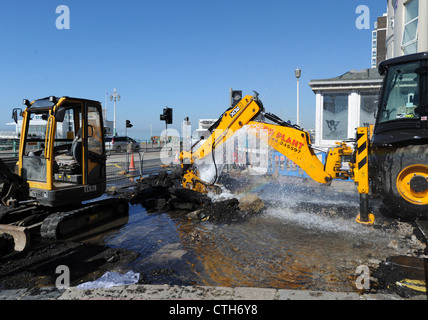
[0,96,128,251]
[181,52,428,224]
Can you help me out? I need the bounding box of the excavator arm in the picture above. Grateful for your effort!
[180,92,354,189]
[180,93,264,192]
[246,121,332,184]
[180,93,372,224]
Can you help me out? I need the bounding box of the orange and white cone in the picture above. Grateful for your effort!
[129,153,135,171]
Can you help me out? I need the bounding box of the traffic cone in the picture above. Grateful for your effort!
[129,153,135,171]
[174,151,180,164]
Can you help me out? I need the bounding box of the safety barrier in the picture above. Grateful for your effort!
[0,139,19,157]
[267,151,352,181]
[267,151,310,178]
[106,147,174,182]
[0,145,164,183]
[106,149,143,181]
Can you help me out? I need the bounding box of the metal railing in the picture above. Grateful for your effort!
[106,149,143,181]
[105,146,178,182]
[0,141,175,183]
[0,139,19,157]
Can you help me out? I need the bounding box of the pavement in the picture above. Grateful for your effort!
[0,284,426,300]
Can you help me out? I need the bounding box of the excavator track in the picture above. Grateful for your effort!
[40,198,129,241]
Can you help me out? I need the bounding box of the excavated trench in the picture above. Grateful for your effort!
[102,169,427,297]
[0,169,427,297]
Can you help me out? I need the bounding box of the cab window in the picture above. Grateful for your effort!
[379,62,420,122]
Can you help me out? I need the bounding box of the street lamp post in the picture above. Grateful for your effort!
[110,88,121,136]
[295,68,301,127]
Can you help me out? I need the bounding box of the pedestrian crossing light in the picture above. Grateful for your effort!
[126,120,133,128]
[160,107,173,124]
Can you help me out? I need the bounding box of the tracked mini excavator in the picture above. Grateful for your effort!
[0,96,128,251]
[180,52,428,223]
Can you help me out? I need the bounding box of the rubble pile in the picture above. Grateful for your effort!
[373,256,428,298]
[119,170,265,222]
[185,198,242,222]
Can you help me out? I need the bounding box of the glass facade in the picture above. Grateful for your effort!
[322,93,348,140]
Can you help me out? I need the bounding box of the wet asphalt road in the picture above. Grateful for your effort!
[95,172,427,296]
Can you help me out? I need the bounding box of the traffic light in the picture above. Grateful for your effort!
[126,120,133,128]
[160,107,173,124]
[231,90,242,108]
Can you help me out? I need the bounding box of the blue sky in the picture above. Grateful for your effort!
[0,0,387,139]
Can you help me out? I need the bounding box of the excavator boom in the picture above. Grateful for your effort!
[180,92,348,190]
[180,93,263,192]
[181,94,263,165]
[180,92,372,224]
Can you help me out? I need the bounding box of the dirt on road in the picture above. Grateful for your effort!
[0,241,139,290]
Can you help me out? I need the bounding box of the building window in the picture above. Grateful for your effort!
[360,92,379,127]
[402,0,418,54]
[322,93,348,140]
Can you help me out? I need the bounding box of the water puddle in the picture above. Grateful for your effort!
[93,176,421,292]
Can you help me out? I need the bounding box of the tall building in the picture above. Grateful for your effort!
[386,0,428,59]
[309,10,390,147]
[371,14,387,68]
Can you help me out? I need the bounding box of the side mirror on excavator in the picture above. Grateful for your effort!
[12,108,22,124]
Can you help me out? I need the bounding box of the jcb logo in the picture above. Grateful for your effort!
[229,106,240,118]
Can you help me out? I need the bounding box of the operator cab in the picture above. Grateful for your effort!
[13,96,106,206]
[374,52,428,146]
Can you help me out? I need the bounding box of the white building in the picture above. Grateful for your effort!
[309,69,383,147]
[308,0,428,148]
[386,0,428,59]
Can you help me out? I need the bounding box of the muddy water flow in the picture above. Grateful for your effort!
[94,175,422,292]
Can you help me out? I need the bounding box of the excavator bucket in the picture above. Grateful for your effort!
[0,205,42,252]
[0,224,31,252]
[0,158,28,207]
